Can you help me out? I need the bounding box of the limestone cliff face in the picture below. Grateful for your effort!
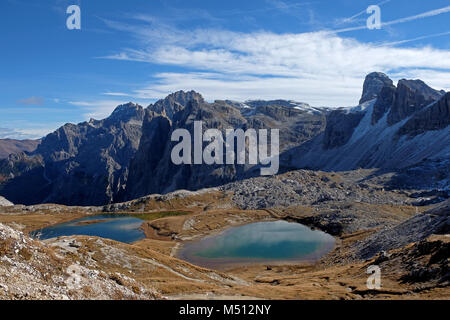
[1,73,448,206]
[371,83,396,125]
[387,79,443,125]
[322,110,365,150]
[397,92,450,137]
[0,92,327,206]
[359,72,394,104]
[322,72,395,150]
[288,73,449,175]
[125,99,248,199]
[148,90,204,120]
[360,74,443,126]
[122,111,172,201]
[123,96,327,201]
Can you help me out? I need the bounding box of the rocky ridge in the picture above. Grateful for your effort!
[0,72,449,206]
[288,73,449,178]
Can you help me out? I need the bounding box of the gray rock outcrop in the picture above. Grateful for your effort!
[397,92,450,137]
[0,196,13,206]
[123,96,326,201]
[387,79,443,125]
[356,199,450,259]
[359,72,394,104]
[1,73,449,206]
[0,92,327,206]
[322,110,365,149]
[289,73,449,174]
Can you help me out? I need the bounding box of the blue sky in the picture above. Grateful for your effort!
[1,0,450,139]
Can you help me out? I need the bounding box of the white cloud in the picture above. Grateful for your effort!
[335,0,392,26]
[377,31,450,47]
[0,125,61,140]
[102,92,131,97]
[107,34,450,106]
[0,127,32,139]
[132,72,362,107]
[330,5,450,34]
[102,8,450,107]
[383,5,450,27]
[68,100,132,119]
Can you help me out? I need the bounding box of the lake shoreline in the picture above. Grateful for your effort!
[175,221,336,270]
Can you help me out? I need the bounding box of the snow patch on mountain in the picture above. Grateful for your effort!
[340,99,376,114]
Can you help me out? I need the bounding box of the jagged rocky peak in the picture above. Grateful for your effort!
[359,72,395,104]
[398,91,450,136]
[387,79,444,125]
[149,90,205,119]
[107,102,145,123]
[397,79,443,101]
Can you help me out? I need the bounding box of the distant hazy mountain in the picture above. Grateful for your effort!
[0,139,40,159]
[0,72,448,206]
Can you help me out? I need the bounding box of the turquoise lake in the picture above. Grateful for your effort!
[31,218,335,268]
[31,214,146,243]
[177,220,335,269]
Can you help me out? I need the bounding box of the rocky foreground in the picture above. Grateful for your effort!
[0,169,448,300]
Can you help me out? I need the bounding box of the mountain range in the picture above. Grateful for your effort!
[0,72,448,206]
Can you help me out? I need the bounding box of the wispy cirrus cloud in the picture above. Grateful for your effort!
[330,5,450,34]
[334,0,392,27]
[102,92,132,97]
[376,30,450,47]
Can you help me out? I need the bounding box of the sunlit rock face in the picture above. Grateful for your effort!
[359,72,394,105]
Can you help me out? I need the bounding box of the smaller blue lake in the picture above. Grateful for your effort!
[177,221,335,269]
[31,214,146,243]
